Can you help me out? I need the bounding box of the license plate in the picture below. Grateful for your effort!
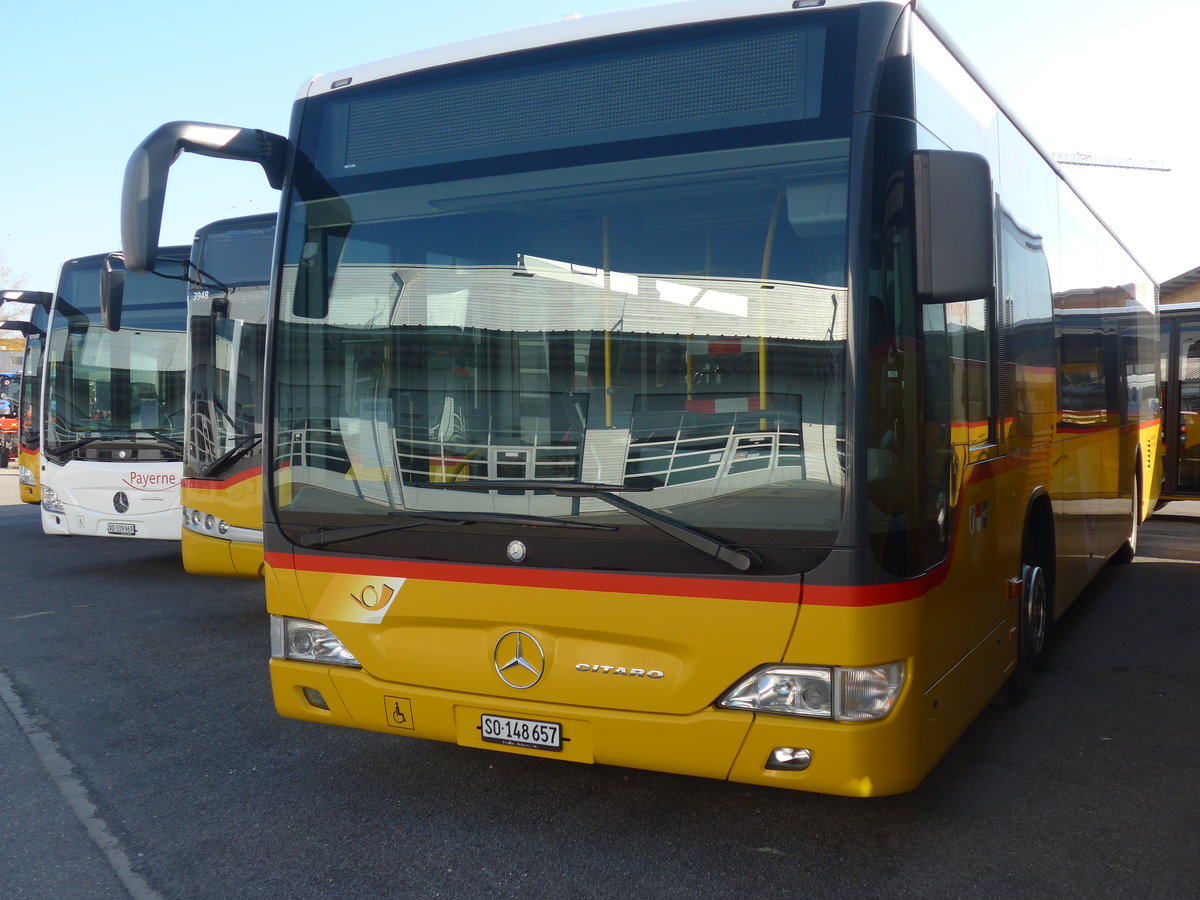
[480,714,562,752]
[107,523,137,536]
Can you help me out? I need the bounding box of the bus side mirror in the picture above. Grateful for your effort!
[122,121,289,273]
[913,150,994,303]
[1,289,54,311]
[101,253,126,332]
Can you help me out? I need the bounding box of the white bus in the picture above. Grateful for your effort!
[39,249,190,539]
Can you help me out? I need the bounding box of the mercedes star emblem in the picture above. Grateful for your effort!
[113,492,130,514]
[493,630,545,689]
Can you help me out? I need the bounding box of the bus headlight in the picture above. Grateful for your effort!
[718,666,835,718]
[835,663,906,721]
[41,485,65,513]
[270,616,360,668]
[18,465,36,486]
[717,661,905,722]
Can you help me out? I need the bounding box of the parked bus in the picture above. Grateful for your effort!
[120,0,1158,796]
[1159,300,1200,501]
[40,250,189,539]
[0,290,53,501]
[181,214,275,576]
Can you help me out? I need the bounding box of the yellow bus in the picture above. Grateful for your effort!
[0,290,53,503]
[1158,300,1200,502]
[180,214,275,576]
[121,0,1158,796]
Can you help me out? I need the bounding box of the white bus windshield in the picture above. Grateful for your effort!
[46,255,188,459]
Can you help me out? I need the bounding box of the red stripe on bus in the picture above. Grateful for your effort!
[267,551,927,607]
[184,465,262,491]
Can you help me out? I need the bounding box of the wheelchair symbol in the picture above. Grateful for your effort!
[384,696,414,730]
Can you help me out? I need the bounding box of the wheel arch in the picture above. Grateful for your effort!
[1021,489,1056,621]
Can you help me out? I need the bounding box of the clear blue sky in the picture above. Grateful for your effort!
[3,0,1197,294]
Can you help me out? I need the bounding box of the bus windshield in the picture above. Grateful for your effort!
[187,218,273,478]
[18,303,49,452]
[272,15,857,574]
[45,254,188,460]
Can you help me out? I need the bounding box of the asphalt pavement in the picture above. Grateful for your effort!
[0,468,147,899]
[2,463,1198,898]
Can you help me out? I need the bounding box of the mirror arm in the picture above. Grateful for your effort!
[121,121,290,273]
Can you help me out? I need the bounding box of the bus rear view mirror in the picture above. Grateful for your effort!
[100,253,126,332]
[913,150,994,304]
[0,290,53,337]
[122,121,289,273]
[1,290,54,311]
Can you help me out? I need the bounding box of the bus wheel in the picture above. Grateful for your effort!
[1019,563,1048,658]
[998,562,1048,706]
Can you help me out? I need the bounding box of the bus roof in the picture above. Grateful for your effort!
[298,0,894,99]
[195,213,277,234]
[61,246,190,270]
[289,0,1154,287]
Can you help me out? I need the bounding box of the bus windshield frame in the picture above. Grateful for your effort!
[270,9,860,577]
[186,217,274,480]
[44,251,189,463]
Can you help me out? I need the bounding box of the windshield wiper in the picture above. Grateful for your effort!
[201,433,261,479]
[137,428,184,451]
[297,509,616,549]
[424,480,761,573]
[50,429,182,457]
[50,436,101,455]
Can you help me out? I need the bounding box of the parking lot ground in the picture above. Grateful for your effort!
[2,468,1197,898]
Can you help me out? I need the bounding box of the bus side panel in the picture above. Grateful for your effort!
[18,448,39,503]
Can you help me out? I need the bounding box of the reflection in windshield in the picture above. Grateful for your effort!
[274,148,849,548]
[186,312,267,476]
[185,219,273,478]
[46,257,188,459]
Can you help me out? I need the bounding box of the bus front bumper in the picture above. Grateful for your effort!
[269,659,927,797]
[41,501,182,540]
[182,529,265,578]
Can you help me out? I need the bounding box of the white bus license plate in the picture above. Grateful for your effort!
[480,714,562,752]
[107,523,137,536]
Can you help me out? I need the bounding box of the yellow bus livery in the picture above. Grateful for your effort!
[122,0,1158,796]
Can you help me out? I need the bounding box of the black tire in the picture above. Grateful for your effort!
[997,561,1049,707]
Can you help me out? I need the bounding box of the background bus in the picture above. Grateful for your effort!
[121,0,1157,796]
[0,290,53,501]
[181,214,275,576]
[1159,300,1200,501]
[40,249,189,539]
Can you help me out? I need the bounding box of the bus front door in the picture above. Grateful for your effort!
[1166,323,1200,496]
